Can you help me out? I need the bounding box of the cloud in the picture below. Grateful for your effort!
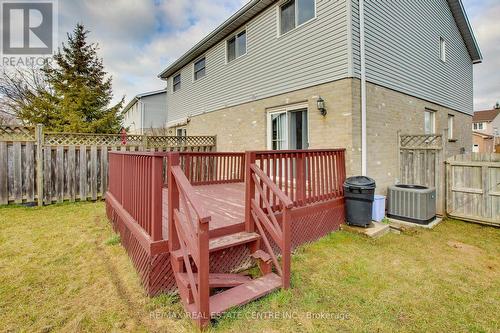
[462,0,500,110]
[56,0,247,105]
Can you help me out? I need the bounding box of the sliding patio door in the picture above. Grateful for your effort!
[268,107,309,150]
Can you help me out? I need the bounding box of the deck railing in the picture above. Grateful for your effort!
[167,152,211,326]
[108,152,164,240]
[251,149,346,207]
[180,152,245,186]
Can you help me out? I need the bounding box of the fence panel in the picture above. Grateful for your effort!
[446,153,500,226]
[0,125,216,206]
[398,133,445,215]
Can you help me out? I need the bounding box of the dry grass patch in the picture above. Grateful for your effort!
[0,203,498,332]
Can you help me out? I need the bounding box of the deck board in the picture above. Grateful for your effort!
[162,182,246,238]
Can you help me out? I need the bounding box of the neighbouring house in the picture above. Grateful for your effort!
[122,89,168,134]
[158,0,482,194]
[472,108,500,153]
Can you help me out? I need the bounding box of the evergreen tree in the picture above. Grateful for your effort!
[43,24,123,133]
[0,24,123,132]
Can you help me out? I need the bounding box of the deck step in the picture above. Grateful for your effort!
[186,273,282,317]
[172,232,260,260]
[177,273,252,289]
[251,250,272,263]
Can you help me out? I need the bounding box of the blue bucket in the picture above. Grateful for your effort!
[372,195,386,222]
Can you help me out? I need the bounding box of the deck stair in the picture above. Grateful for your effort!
[172,231,282,322]
[167,154,292,328]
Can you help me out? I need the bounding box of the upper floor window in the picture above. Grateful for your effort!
[194,57,206,80]
[173,74,181,92]
[280,0,316,35]
[424,109,435,134]
[227,30,246,62]
[440,37,446,62]
[473,122,484,131]
[176,128,187,137]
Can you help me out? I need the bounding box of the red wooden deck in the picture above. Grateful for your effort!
[106,149,346,328]
[162,183,246,237]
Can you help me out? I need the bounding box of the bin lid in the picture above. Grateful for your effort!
[344,176,376,188]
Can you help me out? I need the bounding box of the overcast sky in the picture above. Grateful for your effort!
[57,0,499,111]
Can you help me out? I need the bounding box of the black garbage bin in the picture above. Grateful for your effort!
[344,176,376,227]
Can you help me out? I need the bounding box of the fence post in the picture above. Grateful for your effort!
[245,151,256,232]
[142,134,148,151]
[35,124,44,207]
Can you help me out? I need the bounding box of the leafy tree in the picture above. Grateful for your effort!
[494,101,500,110]
[0,24,123,133]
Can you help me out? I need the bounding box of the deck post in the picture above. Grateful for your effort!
[296,152,307,205]
[245,151,256,232]
[167,152,180,251]
[151,155,163,241]
[197,220,210,328]
[282,207,291,289]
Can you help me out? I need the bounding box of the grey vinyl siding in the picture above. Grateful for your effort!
[351,0,474,115]
[167,0,349,124]
[143,93,168,129]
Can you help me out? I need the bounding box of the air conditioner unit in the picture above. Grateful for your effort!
[387,185,436,224]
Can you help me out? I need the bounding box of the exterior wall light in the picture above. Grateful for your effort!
[317,97,327,116]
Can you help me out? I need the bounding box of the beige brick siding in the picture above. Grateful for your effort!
[359,81,472,194]
[172,78,472,195]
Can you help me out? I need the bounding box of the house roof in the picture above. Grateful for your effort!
[473,109,500,122]
[123,89,167,114]
[158,0,482,79]
[472,131,494,139]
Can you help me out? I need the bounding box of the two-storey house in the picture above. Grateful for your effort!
[122,89,168,134]
[158,0,482,192]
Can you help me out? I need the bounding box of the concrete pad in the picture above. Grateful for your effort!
[341,222,390,239]
[388,217,443,231]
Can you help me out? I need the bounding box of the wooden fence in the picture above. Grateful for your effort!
[398,132,446,215]
[446,153,500,226]
[0,125,216,206]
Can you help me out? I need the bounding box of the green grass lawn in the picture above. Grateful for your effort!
[0,202,499,332]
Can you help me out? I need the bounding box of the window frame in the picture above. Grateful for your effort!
[226,28,247,63]
[172,73,181,93]
[176,128,187,137]
[193,56,206,81]
[424,109,436,135]
[440,37,446,62]
[277,0,317,37]
[447,114,455,140]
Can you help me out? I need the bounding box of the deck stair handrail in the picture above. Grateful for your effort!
[246,159,293,288]
[167,152,211,324]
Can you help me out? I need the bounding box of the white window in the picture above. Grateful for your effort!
[193,57,206,81]
[473,122,484,131]
[472,144,479,153]
[279,0,316,35]
[440,37,446,62]
[227,30,246,62]
[176,128,187,137]
[448,114,454,139]
[494,127,499,136]
[173,74,181,92]
[267,107,309,150]
[424,109,435,134]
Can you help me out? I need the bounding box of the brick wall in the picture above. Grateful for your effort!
[173,78,472,195]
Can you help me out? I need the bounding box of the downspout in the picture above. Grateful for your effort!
[359,0,367,176]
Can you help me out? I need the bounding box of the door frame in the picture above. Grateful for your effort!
[266,103,309,150]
